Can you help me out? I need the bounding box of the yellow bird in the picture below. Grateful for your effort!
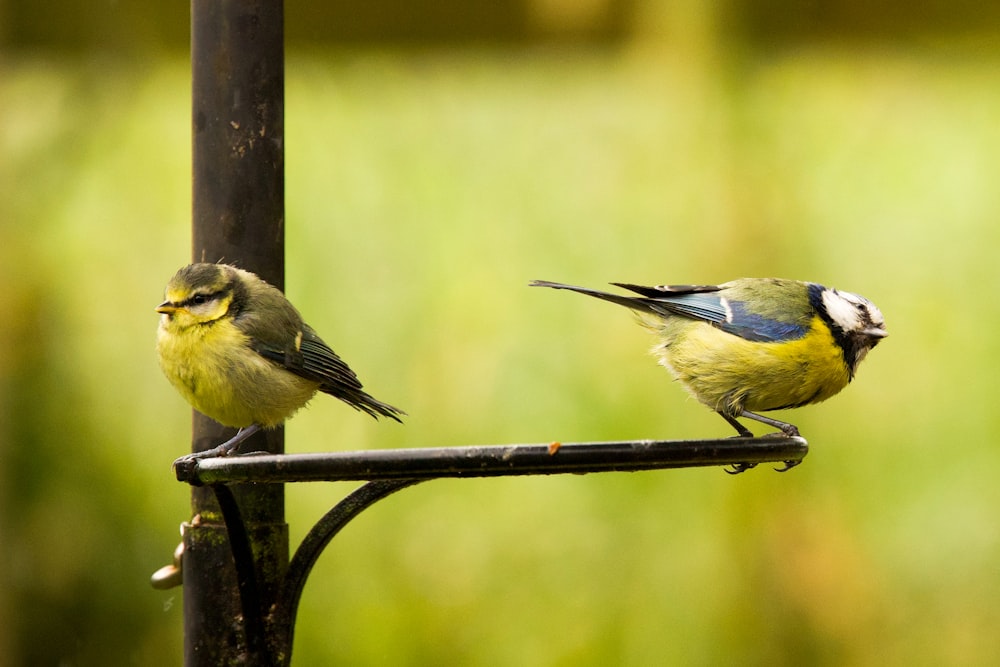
[531,278,886,441]
[157,263,403,460]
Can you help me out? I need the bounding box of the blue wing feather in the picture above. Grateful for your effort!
[648,294,729,323]
[615,284,808,343]
[542,280,810,344]
[717,301,808,342]
[612,282,730,323]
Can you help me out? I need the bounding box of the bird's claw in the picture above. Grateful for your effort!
[779,424,801,438]
[171,442,236,478]
[172,444,231,467]
[726,458,802,474]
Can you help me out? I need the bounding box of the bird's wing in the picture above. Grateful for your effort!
[715,301,810,342]
[612,282,722,298]
[231,286,403,421]
[612,282,730,323]
[299,326,404,421]
[296,325,366,390]
[246,322,364,390]
[612,282,808,343]
[251,324,404,421]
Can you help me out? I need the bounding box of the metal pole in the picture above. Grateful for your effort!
[186,1,287,664]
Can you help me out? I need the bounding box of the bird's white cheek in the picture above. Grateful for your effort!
[821,290,862,331]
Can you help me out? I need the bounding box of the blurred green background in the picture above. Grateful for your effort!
[3,0,1000,664]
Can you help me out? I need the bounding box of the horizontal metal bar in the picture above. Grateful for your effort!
[175,436,808,485]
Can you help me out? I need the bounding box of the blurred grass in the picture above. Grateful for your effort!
[2,44,1000,665]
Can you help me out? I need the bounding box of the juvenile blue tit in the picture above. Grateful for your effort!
[530,278,886,439]
[157,263,403,460]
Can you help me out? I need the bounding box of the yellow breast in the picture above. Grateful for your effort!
[654,315,851,414]
[157,316,319,428]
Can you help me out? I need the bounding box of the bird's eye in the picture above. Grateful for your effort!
[190,294,209,306]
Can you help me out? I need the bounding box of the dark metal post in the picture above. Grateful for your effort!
[186,1,287,664]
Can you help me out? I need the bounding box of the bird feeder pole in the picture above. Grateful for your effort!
[186,1,287,664]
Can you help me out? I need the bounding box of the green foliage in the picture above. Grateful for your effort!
[2,45,1000,664]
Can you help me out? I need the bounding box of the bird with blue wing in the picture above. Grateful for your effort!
[530,278,886,440]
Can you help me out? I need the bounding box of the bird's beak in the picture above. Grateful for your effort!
[156,301,178,315]
[863,327,888,339]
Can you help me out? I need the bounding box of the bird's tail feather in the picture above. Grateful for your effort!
[357,394,406,423]
[323,385,406,423]
[529,280,656,314]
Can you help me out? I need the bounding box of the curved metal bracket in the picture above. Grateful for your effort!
[212,484,276,664]
[188,435,807,665]
[274,479,423,657]
[213,479,423,666]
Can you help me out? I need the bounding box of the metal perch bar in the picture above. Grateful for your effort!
[175,436,808,485]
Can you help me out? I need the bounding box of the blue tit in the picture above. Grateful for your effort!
[530,278,886,438]
[157,263,403,460]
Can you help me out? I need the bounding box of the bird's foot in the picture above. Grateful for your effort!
[732,409,801,439]
[172,424,261,469]
[726,461,758,475]
[774,459,801,472]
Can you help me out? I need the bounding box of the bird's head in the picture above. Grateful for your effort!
[156,263,240,330]
[818,286,888,373]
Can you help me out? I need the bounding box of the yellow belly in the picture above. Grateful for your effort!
[157,318,319,428]
[652,316,851,416]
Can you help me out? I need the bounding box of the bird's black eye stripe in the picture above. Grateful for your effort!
[183,291,222,308]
